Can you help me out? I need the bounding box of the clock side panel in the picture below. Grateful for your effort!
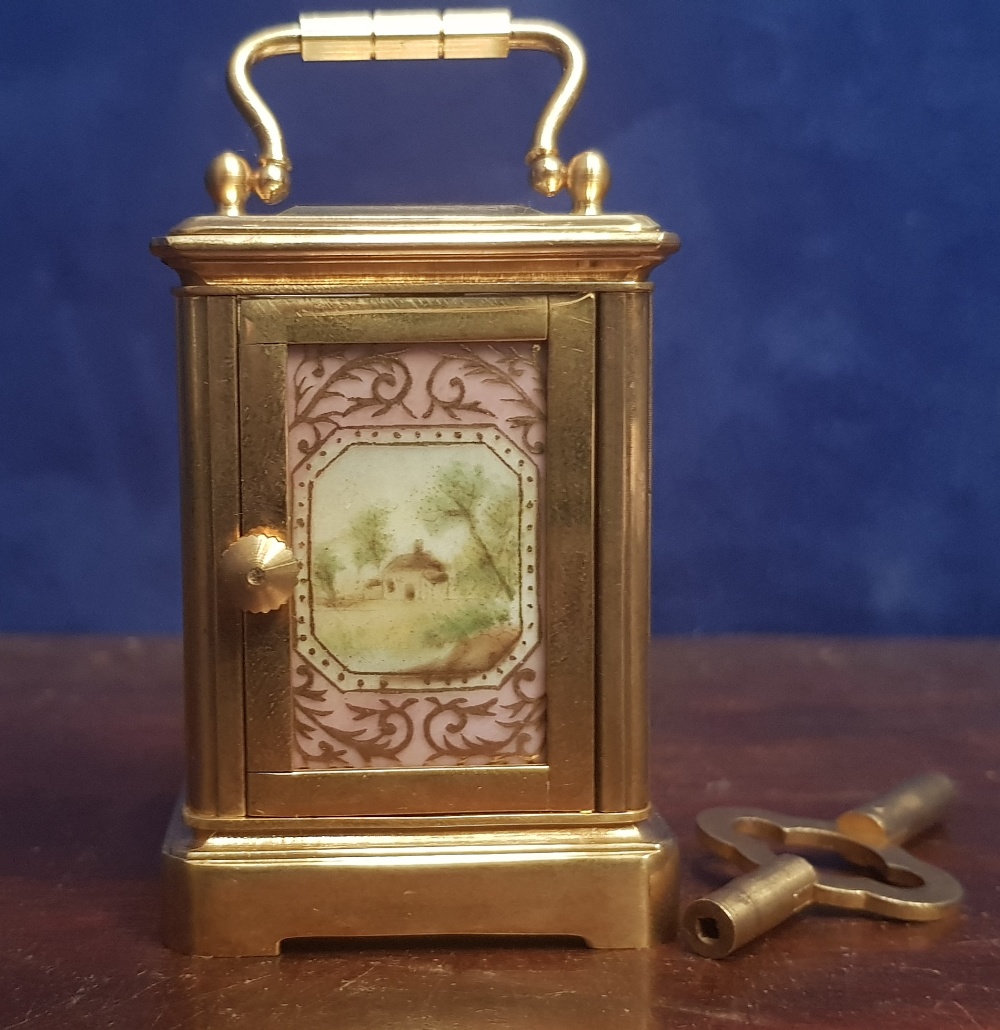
[596,290,652,813]
[177,295,246,819]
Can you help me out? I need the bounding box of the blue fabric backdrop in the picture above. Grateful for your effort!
[1,1,997,634]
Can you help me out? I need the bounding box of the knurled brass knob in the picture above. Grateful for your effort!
[219,532,299,613]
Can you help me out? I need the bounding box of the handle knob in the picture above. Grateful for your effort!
[219,532,299,613]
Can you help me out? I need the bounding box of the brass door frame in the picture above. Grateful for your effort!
[238,293,596,817]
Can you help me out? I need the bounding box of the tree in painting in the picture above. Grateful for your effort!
[418,463,518,601]
[313,543,346,605]
[348,505,391,578]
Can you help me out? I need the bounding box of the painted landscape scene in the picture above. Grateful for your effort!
[309,442,526,677]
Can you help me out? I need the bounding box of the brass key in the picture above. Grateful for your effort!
[681,773,962,958]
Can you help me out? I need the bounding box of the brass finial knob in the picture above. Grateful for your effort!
[206,151,254,217]
[219,532,299,613]
[567,150,611,215]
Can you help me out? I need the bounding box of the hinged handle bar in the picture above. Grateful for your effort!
[206,9,610,216]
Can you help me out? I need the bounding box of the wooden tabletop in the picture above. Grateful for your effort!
[1,635,997,1029]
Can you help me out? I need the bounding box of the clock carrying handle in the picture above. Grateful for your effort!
[206,9,610,217]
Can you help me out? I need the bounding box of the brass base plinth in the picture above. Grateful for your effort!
[161,803,678,956]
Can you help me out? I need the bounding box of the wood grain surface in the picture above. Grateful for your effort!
[0,635,997,1029]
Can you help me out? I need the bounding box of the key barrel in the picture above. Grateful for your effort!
[682,854,818,958]
[836,772,956,848]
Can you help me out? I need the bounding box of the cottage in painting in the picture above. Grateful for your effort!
[382,541,449,601]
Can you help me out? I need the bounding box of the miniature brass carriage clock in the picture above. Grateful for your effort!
[153,9,680,955]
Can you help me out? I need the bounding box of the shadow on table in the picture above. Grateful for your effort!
[162,941,661,1030]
